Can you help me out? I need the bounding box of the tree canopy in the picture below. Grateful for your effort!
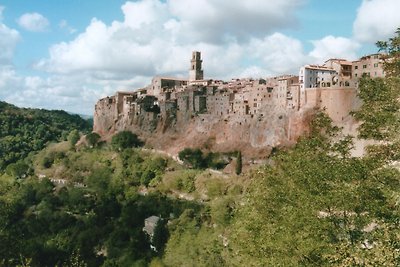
[0,101,91,170]
[111,131,142,150]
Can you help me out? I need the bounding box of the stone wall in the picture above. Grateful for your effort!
[304,88,357,122]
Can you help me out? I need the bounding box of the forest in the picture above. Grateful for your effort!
[0,102,92,170]
[0,32,399,266]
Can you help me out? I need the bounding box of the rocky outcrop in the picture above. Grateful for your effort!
[93,92,316,158]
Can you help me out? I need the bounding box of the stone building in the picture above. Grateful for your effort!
[143,215,160,239]
[149,77,188,97]
[94,51,389,142]
[324,59,354,87]
[277,75,299,108]
[299,65,336,90]
[352,53,385,79]
[206,90,232,116]
[189,51,204,82]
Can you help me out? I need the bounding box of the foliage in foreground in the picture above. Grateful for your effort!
[226,113,400,266]
[0,146,201,267]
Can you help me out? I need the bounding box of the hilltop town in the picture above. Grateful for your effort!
[93,51,384,157]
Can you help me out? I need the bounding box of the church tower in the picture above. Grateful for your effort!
[189,51,204,81]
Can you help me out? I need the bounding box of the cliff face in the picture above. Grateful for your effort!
[93,91,314,158]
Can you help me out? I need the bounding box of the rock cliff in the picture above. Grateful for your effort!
[93,90,316,158]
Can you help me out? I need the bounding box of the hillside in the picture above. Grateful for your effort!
[0,101,92,170]
[0,31,399,267]
[1,106,399,266]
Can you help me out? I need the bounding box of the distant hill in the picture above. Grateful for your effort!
[0,101,92,170]
[67,111,93,120]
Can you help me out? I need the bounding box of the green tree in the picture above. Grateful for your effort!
[152,218,169,253]
[235,151,242,175]
[85,132,100,148]
[376,27,400,77]
[5,161,29,178]
[68,129,80,148]
[111,131,142,150]
[178,148,205,169]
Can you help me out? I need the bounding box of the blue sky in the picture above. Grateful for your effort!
[0,0,399,115]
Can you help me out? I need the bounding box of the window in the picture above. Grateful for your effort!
[355,66,358,69]
[363,65,367,69]
[374,63,378,67]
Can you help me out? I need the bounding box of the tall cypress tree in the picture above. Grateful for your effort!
[235,151,242,175]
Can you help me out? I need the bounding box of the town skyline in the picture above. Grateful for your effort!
[0,0,399,115]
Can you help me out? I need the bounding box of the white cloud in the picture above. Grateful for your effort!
[0,22,20,64]
[168,0,304,43]
[122,0,168,29]
[353,0,400,43]
[0,66,22,97]
[249,33,308,75]
[309,36,360,63]
[17,12,49,32]
[0,6,20,64]
[36,0,306,78]
[59,20,77,34]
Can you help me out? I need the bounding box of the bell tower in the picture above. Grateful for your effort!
[189,51,204,81]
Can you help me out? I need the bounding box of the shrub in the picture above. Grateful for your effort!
[86,132,101,147]
[5,161,29,178]
[68,129,80,148]
[204,152,229,170]
[111,131,142,150]
[178,148,206,169]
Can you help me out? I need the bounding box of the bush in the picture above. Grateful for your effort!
[42,156,54,169]
[68,129,80,148]
[5,161,30,178]
[204,152,229,170]
[111,131,142,150]
[40,151,65,169]
[86,132,101,147]
[178,148,206,169]
[178,148,231,170]
[140,157,167,186]
[173,170,198,193]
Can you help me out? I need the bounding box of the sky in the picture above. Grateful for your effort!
[0,0,400,115]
